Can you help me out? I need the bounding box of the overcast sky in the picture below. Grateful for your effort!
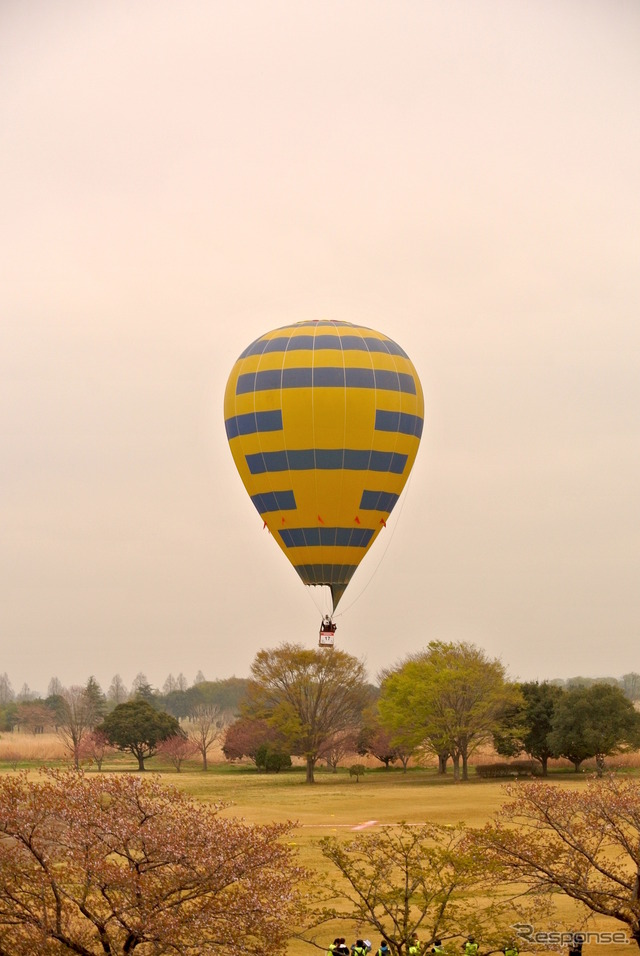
[2,0,639,697]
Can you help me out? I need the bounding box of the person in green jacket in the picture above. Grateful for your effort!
[431,939,445,954]
[463,937,479,956]
[503,942,518,956]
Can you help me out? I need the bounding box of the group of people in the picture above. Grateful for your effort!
[327,935,517,956]
[327,939,388,956]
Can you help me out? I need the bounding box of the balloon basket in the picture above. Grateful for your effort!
[318,621,337,648]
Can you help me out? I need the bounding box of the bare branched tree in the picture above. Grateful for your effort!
[187,704,227,770]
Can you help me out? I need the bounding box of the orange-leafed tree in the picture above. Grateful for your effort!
[0,769,305,956]
[473,776,640,948]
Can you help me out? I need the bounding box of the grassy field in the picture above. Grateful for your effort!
[0,737,636,955]
[164,765,632,956]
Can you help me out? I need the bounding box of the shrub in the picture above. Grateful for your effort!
[475,760,541,778]
[255,744,292,773]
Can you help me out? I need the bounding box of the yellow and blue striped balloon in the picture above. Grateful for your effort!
[224,320,423,611]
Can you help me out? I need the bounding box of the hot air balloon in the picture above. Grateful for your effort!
[223,320,423,645]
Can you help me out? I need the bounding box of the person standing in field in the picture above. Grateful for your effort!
[409,934,421,956]
[432,940,445,954]
[463,936,479,956]
[568,933,584,956]
[377,941,390,956]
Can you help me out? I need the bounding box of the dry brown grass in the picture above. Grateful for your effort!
[0,732,67,762]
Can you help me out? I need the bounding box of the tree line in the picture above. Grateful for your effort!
[2,643,640,781]
[0,671,248,731]
[222,641,640,783]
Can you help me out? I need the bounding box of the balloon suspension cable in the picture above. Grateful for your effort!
[305,583,335,621]
[333,467,415,619]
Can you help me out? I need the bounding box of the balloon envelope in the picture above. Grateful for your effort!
[224,320,423,611]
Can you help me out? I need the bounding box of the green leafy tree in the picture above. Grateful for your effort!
[380,642,521,781]
[85,675,108,722]
[255,743,292,773]
[188,677,249,715]
[0,701,17,732]
[97,699,181,770]
[0,769,305,955]
[548,682,640,773]
[131,672,157,705]
[245,643,369,783]
[44,692,66,727]
[312,823,541,956]
[159,688,191,719]
[494,682,564,776]
[519,681,565,775]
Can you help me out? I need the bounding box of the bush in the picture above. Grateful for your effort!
[475,760,541,779]
[255,744,292,773]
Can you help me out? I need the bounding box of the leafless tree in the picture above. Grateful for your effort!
[107,673,128,706]
[47,676,63,697]
[187,704,227,770]
[0,673,14,706]
[56,685,98,769]
[163,673,178,694]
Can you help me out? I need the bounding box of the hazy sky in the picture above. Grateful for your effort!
[2,1,639,697]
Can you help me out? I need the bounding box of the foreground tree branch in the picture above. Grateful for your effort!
[472,776,640,948]
[0,769,305,955]
[304,823,544,956]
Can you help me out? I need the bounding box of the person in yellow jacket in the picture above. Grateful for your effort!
[431,940,445,955]
[503,942,518,956]
[463,937,479,956]
[408,935,421,956]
